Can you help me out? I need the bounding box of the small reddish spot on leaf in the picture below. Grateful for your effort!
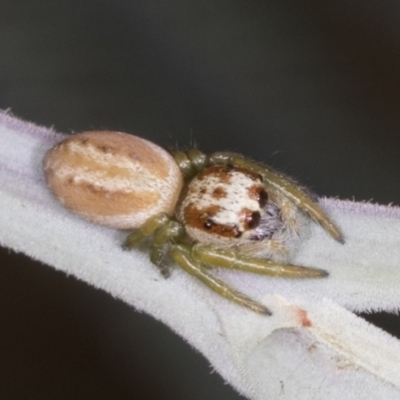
[298,309,312,327]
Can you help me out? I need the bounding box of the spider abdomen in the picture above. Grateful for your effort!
[44,131,183,229]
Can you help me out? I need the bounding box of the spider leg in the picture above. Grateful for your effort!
[192,244,328,278]
[151,220,184,276]
[209,152,344,243]
[123,213,185,277]
[122,213,170,249]
[170,244,271,315]
[172,148,208,178]
[122,213,179,278]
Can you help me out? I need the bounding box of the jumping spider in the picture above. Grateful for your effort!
[44,131,343,315]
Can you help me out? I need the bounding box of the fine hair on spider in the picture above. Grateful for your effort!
[44,131,344,315]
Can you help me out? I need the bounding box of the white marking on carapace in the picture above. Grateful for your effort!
[185,169,263,232]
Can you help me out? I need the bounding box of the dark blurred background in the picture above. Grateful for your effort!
[1,1,400,399]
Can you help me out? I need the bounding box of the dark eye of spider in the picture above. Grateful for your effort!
[247,211,261,230]
[258,189,268,208]
[204,219,214,229]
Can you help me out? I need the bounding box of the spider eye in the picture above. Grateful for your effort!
[204,219,214,229]
[234,230,242,238]
[246,211,261,230]
[258,189,268,208]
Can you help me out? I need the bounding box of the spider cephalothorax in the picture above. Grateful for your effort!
[180,164,270,240]
[178,164,302,261]
[44,131,344,315]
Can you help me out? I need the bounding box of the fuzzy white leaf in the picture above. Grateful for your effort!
[1,110,400,399]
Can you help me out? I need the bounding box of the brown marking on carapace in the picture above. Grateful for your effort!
[196,165,232,183]
[183,203,241,238]
[212,186,227,199]
[298,308,312,327]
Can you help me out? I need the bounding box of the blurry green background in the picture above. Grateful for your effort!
[1,1,400,399]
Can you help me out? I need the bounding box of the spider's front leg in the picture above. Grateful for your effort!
[123,213,184,277]
[170,244,272,315]
[172,148,209,178]
[209,151,344,243]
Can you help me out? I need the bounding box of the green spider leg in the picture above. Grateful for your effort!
[124,212,272,313]
[123,216,327,314]
[170,242,328,314]
[170,244,272,315]
[123,213,183,277]
[191,244,328,278]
